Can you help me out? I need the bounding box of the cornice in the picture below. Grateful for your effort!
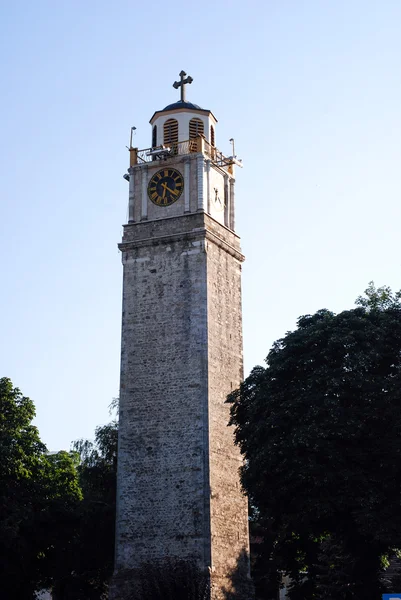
[119,227,245,262]
[205,228,245,262]
[149,107,218,124]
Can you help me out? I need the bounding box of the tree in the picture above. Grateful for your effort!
[52,418,118,599]
[228,284,401,599]
[0,378,82,600]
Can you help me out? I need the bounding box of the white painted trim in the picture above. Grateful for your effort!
[229,178,235,230]
[197,156,204,211]
[141,168,148,220]
[224,174,229,228]
[128,167,135,222]
[151,110,217,145]
[184,160,190,212]
[205,159,211,214]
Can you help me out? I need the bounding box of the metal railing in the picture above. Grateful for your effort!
[132,138,199,164]
[129,136,233,167]
[128,136,242,171]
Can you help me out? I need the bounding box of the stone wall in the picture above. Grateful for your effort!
[111,212,251,599]
[205,215,250,598]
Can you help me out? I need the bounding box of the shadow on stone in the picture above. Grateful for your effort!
[221,548,254,600]
[110,551,254,600]
[121,558,211,600]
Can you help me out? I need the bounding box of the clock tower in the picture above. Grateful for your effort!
[110,72,251,600]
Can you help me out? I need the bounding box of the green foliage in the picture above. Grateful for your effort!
[314,535,355,599]
[229,284,401,599]
[355,281,401,310]
[0,378,82,600]
[0,378,118,599]
[52,419,118,599]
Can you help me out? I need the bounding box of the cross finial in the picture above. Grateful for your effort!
[172,70,193,102]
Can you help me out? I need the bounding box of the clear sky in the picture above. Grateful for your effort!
[1,1,400,451]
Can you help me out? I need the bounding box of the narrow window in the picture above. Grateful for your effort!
[163,119,178,145]
[210,125,215,147]
[152,125,157,147]
[189,118,204,139]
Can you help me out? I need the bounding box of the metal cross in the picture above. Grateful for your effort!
[173,70,193,102]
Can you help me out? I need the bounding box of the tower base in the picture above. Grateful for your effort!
[109,559,254,600]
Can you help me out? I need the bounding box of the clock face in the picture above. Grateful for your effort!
[148,168,184,206]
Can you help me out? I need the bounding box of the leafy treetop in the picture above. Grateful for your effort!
[229,283,401,599]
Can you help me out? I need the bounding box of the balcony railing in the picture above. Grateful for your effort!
[129,136,240,170]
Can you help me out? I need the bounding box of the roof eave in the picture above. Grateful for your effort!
[149,107,218,125]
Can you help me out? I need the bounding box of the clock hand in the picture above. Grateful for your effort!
[162,185,167,199]
[161,182,178,195]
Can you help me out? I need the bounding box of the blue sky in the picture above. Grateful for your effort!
[1,1,400,450]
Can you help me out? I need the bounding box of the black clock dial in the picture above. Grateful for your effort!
[148,168,184,206]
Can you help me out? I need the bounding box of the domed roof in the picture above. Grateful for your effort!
[149,99,216,124]
[162,100,203,111]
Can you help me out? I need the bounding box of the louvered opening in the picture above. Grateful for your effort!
[152,125,157,147]
[210,125,215,147]
[163,119,178,145]
[189,118,204,139]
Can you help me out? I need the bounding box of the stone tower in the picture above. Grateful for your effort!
[110,72,251,600]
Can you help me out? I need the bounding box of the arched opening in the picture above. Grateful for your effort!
[210,125,215,147]
[189,118,204,139]
[163,119,178,146]
[152,125,157,147]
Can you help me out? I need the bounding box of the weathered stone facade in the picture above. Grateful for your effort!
[110,108,252,599]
